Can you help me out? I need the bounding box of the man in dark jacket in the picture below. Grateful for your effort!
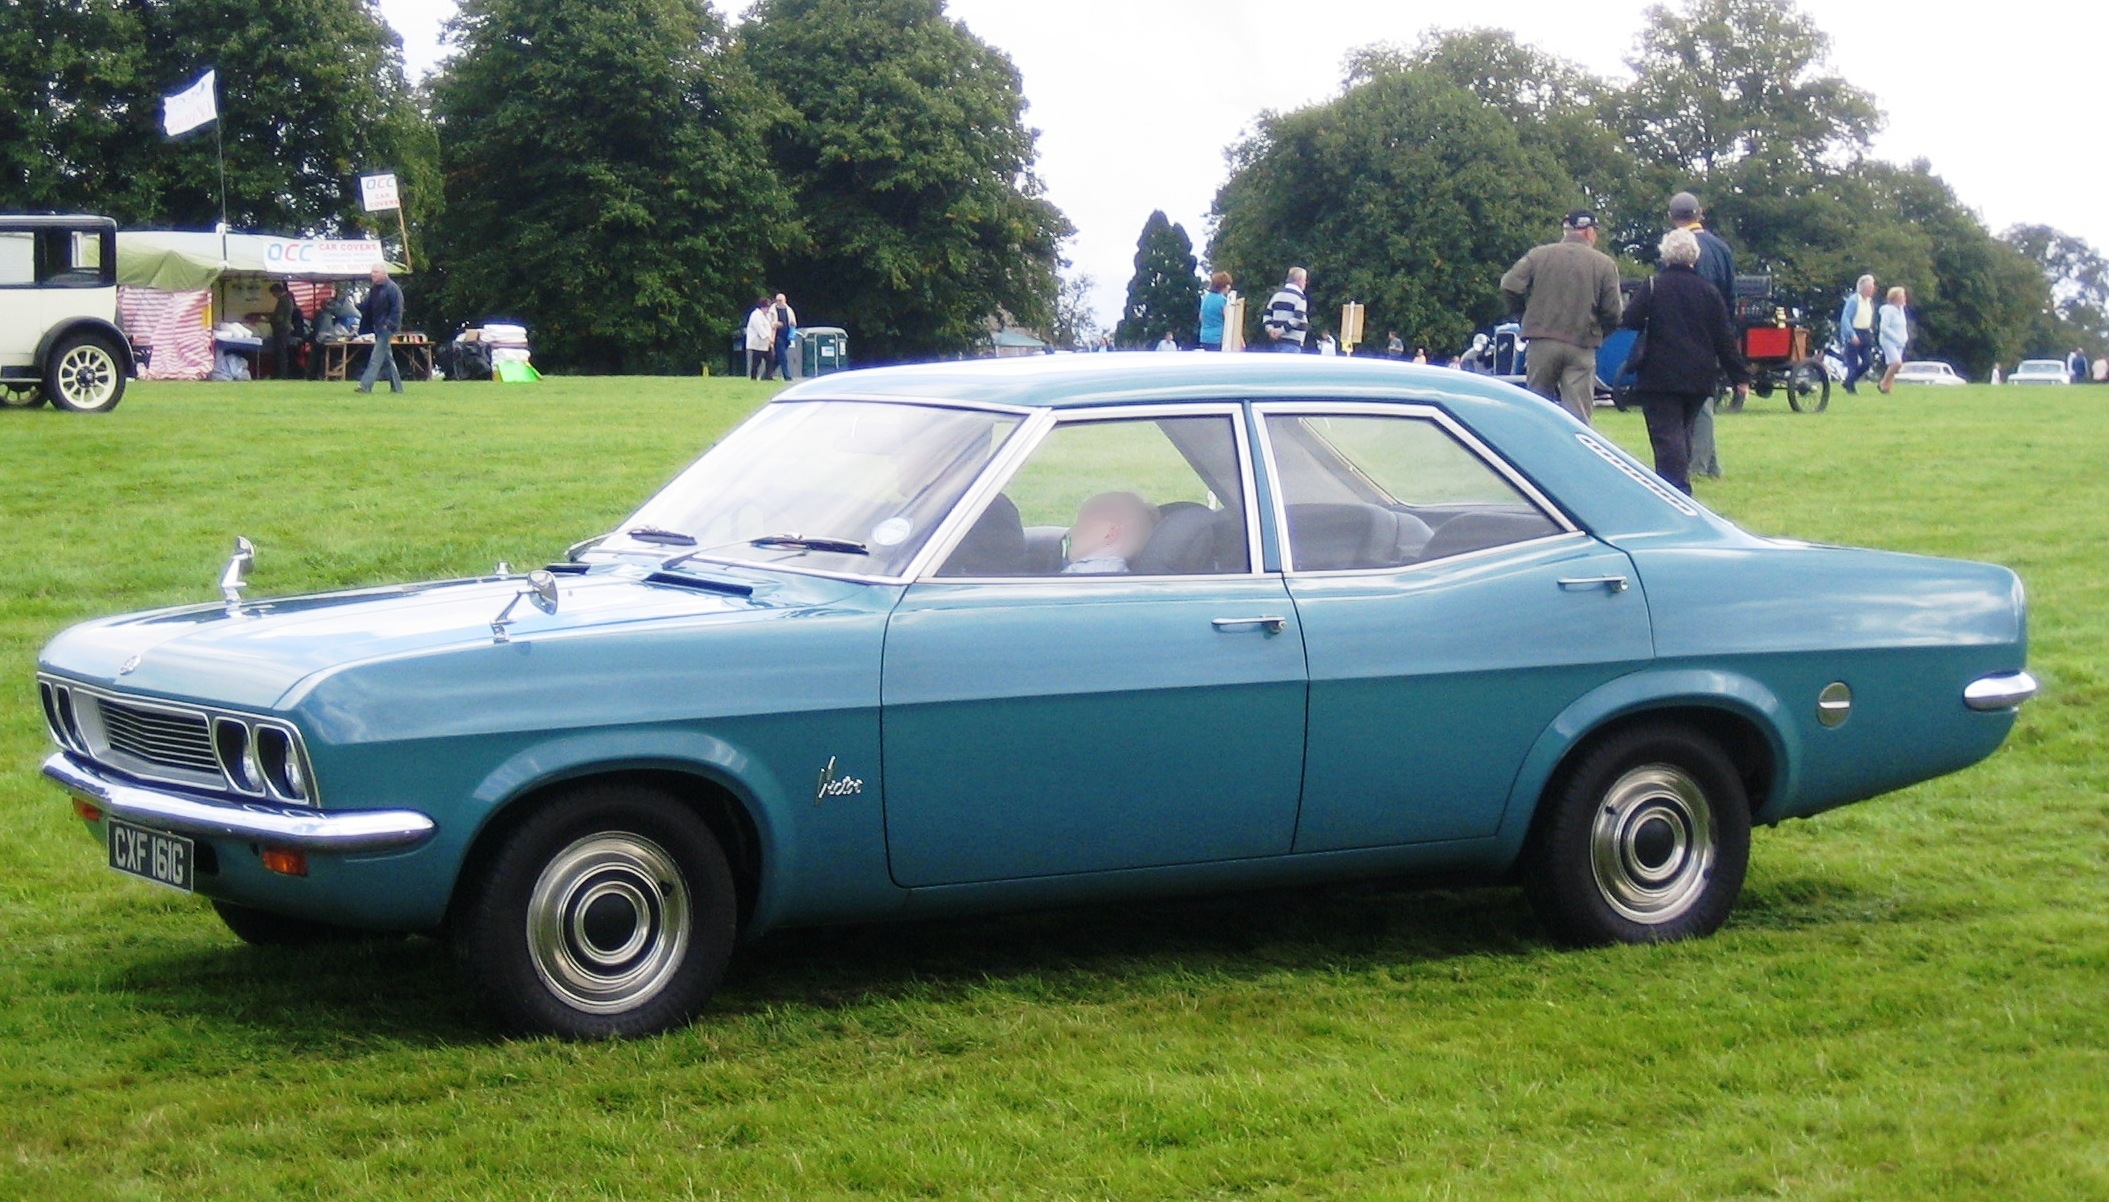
[1619,227,1749,494]
[355,262,406,394]
[1669,191,1734,477]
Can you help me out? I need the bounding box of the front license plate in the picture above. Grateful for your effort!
[107,819,194,892]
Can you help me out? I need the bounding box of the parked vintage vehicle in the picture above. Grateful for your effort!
[1891,361,1967,387]
[38,356,2036,1037]
[2009,359,2071,385]
[0,214,131,411]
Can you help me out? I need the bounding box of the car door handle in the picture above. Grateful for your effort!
[1212,615,1287,633]
[1557,575,1630,593]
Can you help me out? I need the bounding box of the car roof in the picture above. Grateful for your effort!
[775,352,1537,414]
[0,214,118,230]
[2017,360,2065,369]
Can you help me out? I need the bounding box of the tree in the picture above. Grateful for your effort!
[1208,66,1575,355]
[740,0,1071,362]
[0,0,437,241]
[1051,269,1102,350]
[1113,211,1200,347]
[1620,0,1881,178]
[2004,223,2109,352]
[428,0,788,373]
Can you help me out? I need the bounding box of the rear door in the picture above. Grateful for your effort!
[1256,403,1654,851]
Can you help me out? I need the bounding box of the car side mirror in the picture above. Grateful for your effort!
[491,569,560,643]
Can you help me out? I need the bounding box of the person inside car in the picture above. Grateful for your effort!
[1062,491,1157,574]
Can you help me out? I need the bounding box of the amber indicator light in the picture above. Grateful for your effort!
[260,847,308,877]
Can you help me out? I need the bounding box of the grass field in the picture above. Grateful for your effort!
[2,376,2103,1200]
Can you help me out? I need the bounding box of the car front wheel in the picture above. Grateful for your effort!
[45,333,126,412]
[1522,723,1751,945]
[453,785,737,1039]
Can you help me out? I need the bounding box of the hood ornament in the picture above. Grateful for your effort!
[118,654,142,676]
[491,569,561,644]
[220,536,254,615]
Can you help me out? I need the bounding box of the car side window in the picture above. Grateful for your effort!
[937,415,1249,577]
[1266,413,1562,572]
[0,232,33,286]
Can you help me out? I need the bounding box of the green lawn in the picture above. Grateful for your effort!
[2,377,2103,1201]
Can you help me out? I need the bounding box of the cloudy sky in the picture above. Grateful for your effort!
[377,0,2107,331]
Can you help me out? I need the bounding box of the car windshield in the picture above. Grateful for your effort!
[599,400,1024,577]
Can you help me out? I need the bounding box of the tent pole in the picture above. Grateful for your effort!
[395,203,413,272]
[214,116,228,267]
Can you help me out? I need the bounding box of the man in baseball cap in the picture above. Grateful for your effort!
[1499,209,1624,424]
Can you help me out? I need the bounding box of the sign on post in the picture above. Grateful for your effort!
[1340,302,1365,353]
[1222,293,1246,352]
[360,173,401,213]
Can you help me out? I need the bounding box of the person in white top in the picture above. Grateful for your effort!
[1155,332,1178,352]
[744,297,775,380]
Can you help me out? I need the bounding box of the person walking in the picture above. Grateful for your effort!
[1839,274,1877,394]
[1262,267,1310,352]
[744,297,775,379]
[1619,228,1749,495]
[768,293,797,380]
[1197,272,1230,351]
[354,263,405,394]
[1668,192,1735,478]
[1877,286,1910,393]
[2068,347,2089,385]
[1499,209,1623,424]
[268,282,303,380]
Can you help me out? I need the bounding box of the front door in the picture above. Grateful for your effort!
[881,408,1309,887]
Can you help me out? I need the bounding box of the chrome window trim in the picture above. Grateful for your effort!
[1250,401,1577,576]
[1574,432,1702,516]
[907,402,1269,584]
[35,675,322,807]
[763,392,1039,417]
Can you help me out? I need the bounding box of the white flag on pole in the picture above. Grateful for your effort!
[162,70,217,138]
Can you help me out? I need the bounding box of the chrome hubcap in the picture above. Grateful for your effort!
[58,346,117,407]
[1589,764,1716,924]
[526,833,689,1014]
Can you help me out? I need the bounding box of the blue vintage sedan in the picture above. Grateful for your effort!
[37,356,2036,1037]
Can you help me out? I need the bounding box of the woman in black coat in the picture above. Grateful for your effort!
[1619,228,1750,493]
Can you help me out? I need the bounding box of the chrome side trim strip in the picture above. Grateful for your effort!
[1963,671,2038,712]
[43,752,435,852]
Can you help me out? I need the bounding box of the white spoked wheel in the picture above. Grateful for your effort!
[46,335,126,413]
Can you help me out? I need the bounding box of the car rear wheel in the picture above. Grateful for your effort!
[1,384,47,409]
[452,784,736,1039]
[45,333,126,413]
[1522,723,1751,945]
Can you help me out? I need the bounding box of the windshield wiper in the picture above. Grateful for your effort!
[624,526,697,546]
[749,533,869,556]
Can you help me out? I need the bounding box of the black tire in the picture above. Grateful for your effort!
[1786,358,1830,413]
[44,332,126,413]
[1521,723,1752,946]
[212,898,364,945]
[451,784,736,1039]
[1,385,47,409]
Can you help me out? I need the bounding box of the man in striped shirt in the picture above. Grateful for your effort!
[1263,267,1310,352]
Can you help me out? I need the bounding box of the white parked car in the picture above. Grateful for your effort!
[0,214,132,412]
[1891,361,1966,386]
[2009,359,2071,386]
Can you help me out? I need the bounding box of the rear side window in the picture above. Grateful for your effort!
[0,232,32,286]
[1266,413,1562,572]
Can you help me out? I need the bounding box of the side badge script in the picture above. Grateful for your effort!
[814,756,863,805]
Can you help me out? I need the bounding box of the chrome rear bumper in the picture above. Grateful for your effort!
[1963,671,2039,712]
[43,752,435,852]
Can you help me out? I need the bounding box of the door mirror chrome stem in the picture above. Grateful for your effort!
[491,569,561,643]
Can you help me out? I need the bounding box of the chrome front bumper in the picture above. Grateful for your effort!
[1963,671,2039,712]
[43,752,436,853]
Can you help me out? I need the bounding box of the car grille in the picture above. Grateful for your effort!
[95,698,221,775]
